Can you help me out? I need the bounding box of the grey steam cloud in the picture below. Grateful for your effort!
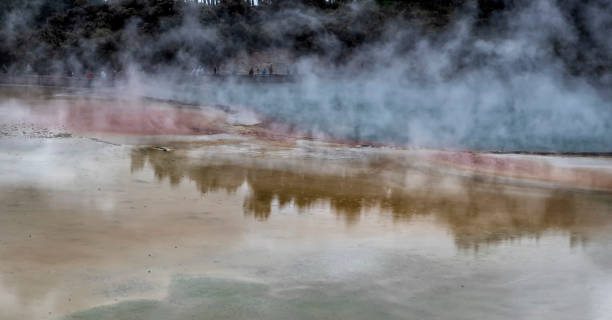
[5,0,612,152]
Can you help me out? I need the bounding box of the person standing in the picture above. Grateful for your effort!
[86,72,94,88]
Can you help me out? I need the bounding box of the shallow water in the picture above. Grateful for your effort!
[0,135,612,320]
[1,87,612,319]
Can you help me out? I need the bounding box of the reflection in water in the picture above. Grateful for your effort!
[131,147,612,249]
[4,88,612,320]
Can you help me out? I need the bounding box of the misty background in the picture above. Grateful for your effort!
[1,0,611,152]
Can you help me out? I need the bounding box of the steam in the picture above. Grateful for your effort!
[2,0,612,152]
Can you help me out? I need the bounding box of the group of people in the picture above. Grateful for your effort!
[190,64,286,78]
[248,65,274,76]
[191,65,218,77]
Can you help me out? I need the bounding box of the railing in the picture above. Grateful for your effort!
[0,73,297,88]
[0,74,99,88]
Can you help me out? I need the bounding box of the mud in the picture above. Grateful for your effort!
[1,86,612,320]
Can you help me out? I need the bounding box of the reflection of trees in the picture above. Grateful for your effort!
[243,169,396,222]
[131,148,246,194]
[131,147,612,249]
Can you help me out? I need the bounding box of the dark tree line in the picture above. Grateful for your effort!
[0,0,610,81]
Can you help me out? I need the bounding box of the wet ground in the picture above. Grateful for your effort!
[1,86,612,319]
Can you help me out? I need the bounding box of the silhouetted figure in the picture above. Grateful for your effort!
[269,65,273,75]
[249,67,254,76]
[86,72,94,87]
[213,66,217,75]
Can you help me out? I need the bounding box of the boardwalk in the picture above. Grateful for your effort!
[0,73,296,89]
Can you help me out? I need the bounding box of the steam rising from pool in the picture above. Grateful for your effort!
[121,1,612,152]
[3,0,612,152]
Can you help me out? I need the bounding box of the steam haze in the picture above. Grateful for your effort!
[2,0,611,152]
[3,3,612,320]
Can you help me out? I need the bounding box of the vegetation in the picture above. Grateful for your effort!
[0,0,479,74]
[0,0,610,81]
